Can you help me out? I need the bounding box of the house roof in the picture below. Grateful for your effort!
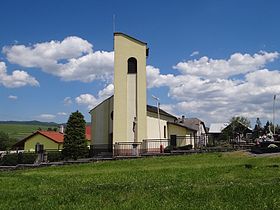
[86,125,91,140]
[179,118,206,131]
[13,126,91,148]
[209,123,229,133]
[147,105,177,119]
[168,121,197,131]
[38,131,64,143]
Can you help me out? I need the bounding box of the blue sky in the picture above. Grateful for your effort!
[1,0,280,126]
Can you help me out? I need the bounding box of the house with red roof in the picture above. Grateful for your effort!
[13,125,91,152]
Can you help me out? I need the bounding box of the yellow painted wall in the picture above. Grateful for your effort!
[168,123,195,147]
[113,33,147,143]
[24,134,62,151]
[90,96,113,146]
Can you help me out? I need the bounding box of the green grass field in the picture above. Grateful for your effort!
[1,152,280,209]
[0,124,57,140]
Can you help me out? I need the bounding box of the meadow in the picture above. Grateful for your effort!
[1,152,280,209]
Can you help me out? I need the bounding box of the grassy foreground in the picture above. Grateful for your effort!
[1,152,280,209]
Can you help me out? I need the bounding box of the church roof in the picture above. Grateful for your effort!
[147,105,177,119]
[114,32,147,46]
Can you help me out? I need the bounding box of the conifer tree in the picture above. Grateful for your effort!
[62,111,88,160]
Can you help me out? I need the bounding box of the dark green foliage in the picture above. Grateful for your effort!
[178,144,193,150]
[0,131,10,150]
[230,116,251,128]
[0,153,18,166]
[0,152,37,166]
[47,151,62,162]
[62,111,88,160]
[252,118,263,139]
[0,131,17,150]
[263,121,271,134]
[164,144,193,152]
[222,116,252,142]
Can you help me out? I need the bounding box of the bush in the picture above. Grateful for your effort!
[251,145,280,154]
[19,153,37,164]
[164,145,176,153]
[0,152,37,166]
[0,153,18,166]
[47,151,62,162]
[178,144,193,150]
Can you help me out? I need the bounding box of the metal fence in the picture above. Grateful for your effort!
[114,142,142,156]
[141,139,169,154]
[111,135,209,157]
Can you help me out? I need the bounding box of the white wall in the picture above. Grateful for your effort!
[147,116,168,140]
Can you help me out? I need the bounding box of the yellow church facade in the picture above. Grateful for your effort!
[90,33,197,155]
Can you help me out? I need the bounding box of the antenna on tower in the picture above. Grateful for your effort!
[113,14,116,32]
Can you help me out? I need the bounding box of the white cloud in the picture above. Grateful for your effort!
[76,84,114,110]
[2,36,114,83]
[75,94,98,109]
[57,112,67,116]
[190,51,199,57]
[98,83,114,98]
[8,95,18,100]
[147,51,280,124]
[37,114,56,121]
[63,97,72,105]
[173,51,279,79]
[0,61,39,88]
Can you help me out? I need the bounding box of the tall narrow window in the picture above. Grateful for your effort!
[128,57,137,74]
[164,125,166,138]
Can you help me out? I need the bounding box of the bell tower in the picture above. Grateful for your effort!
[113,33,148,143]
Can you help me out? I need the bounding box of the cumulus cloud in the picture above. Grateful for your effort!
[0,61,39,88]
[57,112,67,116]
[173,51,279,79]
[190,51,199,57]
[8,95,18,100]
[2,36,114,83]
[147,51,280,124]
[63,97,72,105]
[37,114,56,121]
[75,93,97,109]
[98,83,114,98]
[76,84,114,110]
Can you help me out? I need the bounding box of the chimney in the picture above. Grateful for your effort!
[59,125,64,134]
[181,115,185,123]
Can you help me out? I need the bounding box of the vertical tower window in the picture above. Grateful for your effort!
[128,57,137,74]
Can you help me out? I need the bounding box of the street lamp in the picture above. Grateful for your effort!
[273,95,276,135]
[152,95,162,152]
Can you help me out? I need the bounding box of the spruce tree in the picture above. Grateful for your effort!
[62,111,88,160]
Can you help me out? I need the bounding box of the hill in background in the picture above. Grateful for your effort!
[0,121,91,140]
[0,121,60,140]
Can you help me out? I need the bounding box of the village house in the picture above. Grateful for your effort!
[13,125,91,151]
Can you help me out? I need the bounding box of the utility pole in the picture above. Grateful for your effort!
[152,95,162,152]
[273,95,276,135]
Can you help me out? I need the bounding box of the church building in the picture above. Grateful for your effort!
[90,33,198,155]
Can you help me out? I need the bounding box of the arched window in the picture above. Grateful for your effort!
[128,57,137,74]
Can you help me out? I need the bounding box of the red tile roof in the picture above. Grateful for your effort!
[38,131,64,143]
[86,125,91,140]
[38,126,91,143]
[13,126,91,148]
